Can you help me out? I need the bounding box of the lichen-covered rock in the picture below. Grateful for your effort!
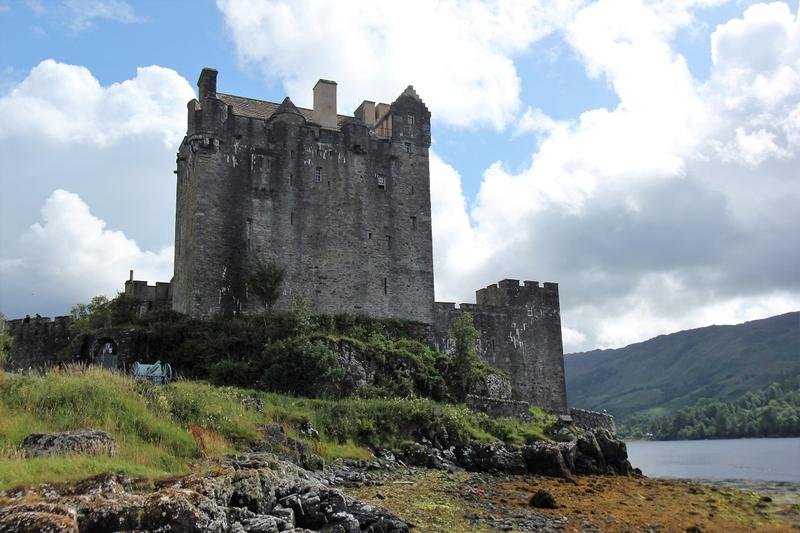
[253,425,325,471]
[469,372,512,400]
[19,428,116,458]
[0,502,78,533]
[1,453,410,533]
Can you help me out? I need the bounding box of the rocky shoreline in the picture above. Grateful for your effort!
[2,424,797,532]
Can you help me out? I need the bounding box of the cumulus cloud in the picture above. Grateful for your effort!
[431,0,800,351]
[216,0,585,130]
[0,60,193,317]
[0,190,172,316]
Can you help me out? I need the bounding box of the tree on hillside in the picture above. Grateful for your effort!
[448,312,481,402]
[249,260,286,326]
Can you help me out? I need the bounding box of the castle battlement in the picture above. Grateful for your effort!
[432,279,566,412]
[476,278,559,307]
[7,315,71,338]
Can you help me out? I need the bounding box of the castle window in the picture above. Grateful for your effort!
[289,172,294,185]
[407,114,414,125]
[315,167,322,183]
[385,235,391,249]
[245,218,252,247]
[290,211,294,225]
[410,216,417,230]
[411,185,415,195]
[404,142,412,154]
[368,232,372,239]
[527,305,534,317]
[290,149,294,158]
[383,277,388,295]
[376,175,385,190]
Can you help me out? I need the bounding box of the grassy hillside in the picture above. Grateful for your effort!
[565,312,800,423]
[0,366,552,490]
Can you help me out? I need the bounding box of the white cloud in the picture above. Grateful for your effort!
[25,0,144,32]
[428,0,800,351]
[0,59,191,146]
[1,190,172,315]
[216,0,585,130]
[0,60,193,317]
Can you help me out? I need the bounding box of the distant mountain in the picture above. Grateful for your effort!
[564,312,800,423]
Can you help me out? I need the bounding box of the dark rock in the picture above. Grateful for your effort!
[400,444,456,470]
[19,428,116,458]
[574,431,607,475]
[529,489,558,509]
[521,442,572,478]
[375,449,396,462]
[299,421,320,441]
[594,429,633,475]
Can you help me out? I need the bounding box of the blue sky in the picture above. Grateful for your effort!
[1,0,798,351]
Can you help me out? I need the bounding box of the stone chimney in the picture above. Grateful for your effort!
[313,79,337,130]
[354,100,376,127]
[198,68,218,99]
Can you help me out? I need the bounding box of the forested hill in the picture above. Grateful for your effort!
[564,312,800,424]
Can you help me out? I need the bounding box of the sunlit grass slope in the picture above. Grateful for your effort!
[0,366,553,490]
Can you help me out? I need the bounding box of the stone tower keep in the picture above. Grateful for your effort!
[164,68,567,412]
[172,69,435,322]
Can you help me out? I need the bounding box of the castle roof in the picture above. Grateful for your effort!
[217,93,354,129]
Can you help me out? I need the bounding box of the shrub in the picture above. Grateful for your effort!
[256,336,343,397]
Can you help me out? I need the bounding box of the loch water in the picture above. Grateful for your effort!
[626,437,800,482]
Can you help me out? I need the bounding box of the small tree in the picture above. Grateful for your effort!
[69,295,111,334]
[249,259,286,326]
[448,311,481,402]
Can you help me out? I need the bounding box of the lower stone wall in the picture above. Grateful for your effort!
[6,316,149,373]
[465,394,532,421]
[570,408,617,435]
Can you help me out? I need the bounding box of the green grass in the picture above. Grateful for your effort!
[0,366,553,490]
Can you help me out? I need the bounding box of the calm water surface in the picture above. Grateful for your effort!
[626,437,800,482]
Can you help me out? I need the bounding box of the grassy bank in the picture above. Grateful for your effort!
[0,366,553,490]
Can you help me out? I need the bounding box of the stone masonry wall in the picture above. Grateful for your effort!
[432,279,567,413]
[465,395,532,421]
[173,71,435,323]
[570,408,617,436]
[6,316,150,372]
[6,316,73,370]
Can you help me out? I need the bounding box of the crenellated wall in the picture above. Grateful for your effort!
[432,279,567,413]
[6,315,154,373]
[6,316,73,370]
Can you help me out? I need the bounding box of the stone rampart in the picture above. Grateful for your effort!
[570,408,617,436]
[465,395,532,421]
[432,279,567,413]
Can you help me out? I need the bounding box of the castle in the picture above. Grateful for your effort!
[6,68,567,413]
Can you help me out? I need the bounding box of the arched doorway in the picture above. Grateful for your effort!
[93,338,118,370]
